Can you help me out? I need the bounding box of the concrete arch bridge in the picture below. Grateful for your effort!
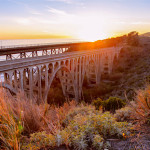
[0,44,121,102]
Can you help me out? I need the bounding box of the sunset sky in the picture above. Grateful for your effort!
[0,0,150,41]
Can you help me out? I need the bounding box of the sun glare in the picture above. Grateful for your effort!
[78,30,109,42]
[76,14,110,41]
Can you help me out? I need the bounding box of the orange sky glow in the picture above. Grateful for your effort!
[0,0,150,41]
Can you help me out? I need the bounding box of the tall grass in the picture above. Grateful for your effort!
[131,85,150,124]
[0,87,77,149]
[0,88,22,150]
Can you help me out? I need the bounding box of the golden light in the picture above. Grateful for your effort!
[75,13,110,41]
[78,29,109,42]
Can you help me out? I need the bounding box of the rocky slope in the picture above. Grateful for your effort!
[103,37,150,101]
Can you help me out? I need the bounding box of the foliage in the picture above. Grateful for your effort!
[92,98,103,110]
[127,31,139,46]
[25,111,131,150]
[0,88,133,150]
[64,112,131,149]
[103,97,126,113]
[83,83,114,102]
[114,106,132,122]
[23,131,56,149]
[131,85,150,124]
[63,104,97,126]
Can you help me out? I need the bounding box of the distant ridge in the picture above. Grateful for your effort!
[140,32,150,37]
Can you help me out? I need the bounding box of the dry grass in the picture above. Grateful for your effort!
[0,88,22,150]
[0,87,77,149]
[130,84,150,124]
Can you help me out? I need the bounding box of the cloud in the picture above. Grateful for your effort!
[13,18,31,25]
[27,8,43,15]
[47,7,68,16]
[47,0,84,6]
[47,0,73,4]
[116,21,150,25]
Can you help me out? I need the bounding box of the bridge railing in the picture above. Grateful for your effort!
[0,41,86,49]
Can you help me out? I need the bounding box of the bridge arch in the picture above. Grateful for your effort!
[44,64,77,102]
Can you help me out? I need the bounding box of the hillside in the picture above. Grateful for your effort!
[140,32,150,37]
[101,38,150,100]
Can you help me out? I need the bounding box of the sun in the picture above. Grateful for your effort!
[78,30,109,42]
[76,16,110,42]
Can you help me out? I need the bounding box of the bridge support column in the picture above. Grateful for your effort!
[96,55,101,85]
[45,64,49,92]
[14,70,18,90]
[108,55,113,75]
[78,58,82,100]
[19,69,24,91]
[38,66,42,102]
[29,67,33,99]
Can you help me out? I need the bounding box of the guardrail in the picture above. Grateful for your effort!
[0,41,87,49]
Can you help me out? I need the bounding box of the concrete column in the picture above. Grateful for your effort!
[38,66,42,101]
[72,59,75,71]
[82,57,85,81]
[75,58,79,101]
[78,58,82,99]
[20,69,24,90]
[45,64,49,91]
[52,63,55,73]
[108,56,113,74]
[14,70,18,89]
[29,67,33,99]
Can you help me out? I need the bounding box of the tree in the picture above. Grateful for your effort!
[127,31,139,46]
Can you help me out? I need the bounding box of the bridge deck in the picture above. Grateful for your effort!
[0,47,117,73]
[0,42,89,55]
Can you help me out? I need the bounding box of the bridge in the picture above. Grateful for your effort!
[0,42,121,102]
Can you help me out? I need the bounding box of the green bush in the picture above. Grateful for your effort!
[24,109,132,150]
[103,97,126,113]
[23,131,56,149]
[65,112,131,149]
[63,104,97,126]
[92,98,103,110]
[114,106,132,122]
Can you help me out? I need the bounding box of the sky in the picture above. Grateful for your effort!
[0,0,150,41]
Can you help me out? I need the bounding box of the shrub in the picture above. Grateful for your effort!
[65,112,131,149]
[92,98,103,110]
[103,97,126,113]
[63,104,97,126]
[23,131,56,150]
[114,106,132,122]
[131,85,150,124]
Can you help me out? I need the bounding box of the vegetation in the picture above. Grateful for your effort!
[103,97,126,113]
[1,32,150,149]
[130,85,150,124]
[1,83,150,149]
[92,97,125,113]
[24,108,131,150]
